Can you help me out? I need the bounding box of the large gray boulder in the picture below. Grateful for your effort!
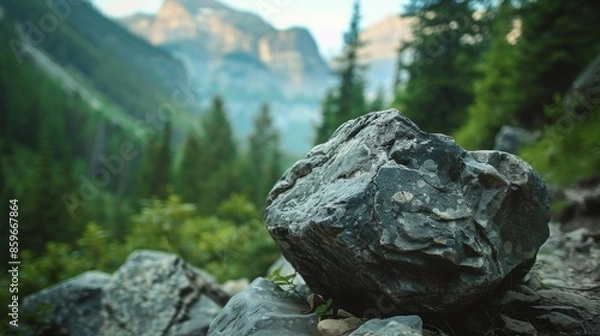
[99,250,229,336]
[208,277,318,336]
[265,110,550,316]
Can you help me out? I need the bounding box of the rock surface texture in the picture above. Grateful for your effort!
[23,271,110,336]
[207,277,318,336]
[349,316,423,336]
[265,109,551,316]
[22,250,229,336]
[461,221,600,335]
[99,250,228,336]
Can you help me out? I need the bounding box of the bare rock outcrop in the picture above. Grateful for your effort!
[265,109,551,316]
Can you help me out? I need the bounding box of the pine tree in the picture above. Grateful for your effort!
[315,89,338,144]
[393,0,493,134]
[156,121,172,197]
[140,121,172,199]
[454,0,516,148]
[201,96,237,168]
[22,139,61,255]
[244,102,283,208]
[368,86,387,112]
[337,0,366,122]
[177,132,205,204]
[455,0,600,149]
[196,96,239,214]
[315,0,367,145]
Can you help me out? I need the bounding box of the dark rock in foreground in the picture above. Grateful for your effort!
[23,271,109,336]
[23,250,230,336]
[349,315,423,336]
[207,277,318,336]
[559,174,600,234]
[265,109,551,316]
[100,250,228,336]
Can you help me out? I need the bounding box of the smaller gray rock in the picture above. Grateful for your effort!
[100,250,229,336]
[500,315,537,335]
[171,296,223,336]
[208,277,318,336]
[536,312,581,331]
[497,290,540,306]
[23,271,110,336]
[349,316,423,336]
[318,317,364,336]
[531,305,580,318]
[494,125,538,153]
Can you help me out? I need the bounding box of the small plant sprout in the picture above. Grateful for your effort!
[266,265,298,296]
[315,298,335,320]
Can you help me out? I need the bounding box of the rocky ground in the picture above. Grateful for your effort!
[401,178,600,335]
[22,221,598,336]
[427,220,600,336]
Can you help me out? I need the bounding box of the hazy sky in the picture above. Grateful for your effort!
[93,0,406,58]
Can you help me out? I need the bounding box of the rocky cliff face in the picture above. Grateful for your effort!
[359,15,414,62]
[119,0,329,102]
[118,0,330,153]
[118,13,154,39]
[357,15,415,96]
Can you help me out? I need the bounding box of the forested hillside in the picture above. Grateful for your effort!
[315,0,600,186]
[3,0,187,119]
[393,0,600,186]
[0,2,283,328]
[312,0,600,187]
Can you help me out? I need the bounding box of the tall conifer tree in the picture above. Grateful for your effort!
[393,0,493,134]
[315,0,367,144]
[244,102,283,207]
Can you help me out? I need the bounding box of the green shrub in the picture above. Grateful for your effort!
[520,98,600,186]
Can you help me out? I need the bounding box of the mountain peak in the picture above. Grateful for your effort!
[119,0,329,103]
[148,0,275,45]
[164,0,229,13]
[360,14,415,61]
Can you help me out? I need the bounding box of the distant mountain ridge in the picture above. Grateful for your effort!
[119,0,329,103]
[116,1,414,152]
[360,15,414,62]
[358,14,415,97]
[117,0,334,153]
